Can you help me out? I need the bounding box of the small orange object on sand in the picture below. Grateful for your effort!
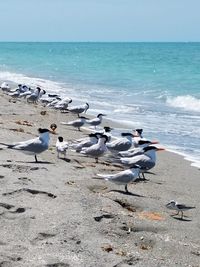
[138,211,165,221]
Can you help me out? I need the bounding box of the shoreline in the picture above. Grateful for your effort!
[1,75,200,170]
[0,89,200,266]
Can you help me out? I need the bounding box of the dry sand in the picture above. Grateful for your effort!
[0,91,200,267]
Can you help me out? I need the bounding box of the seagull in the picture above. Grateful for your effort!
[56,136,68,158]
[80,134,108,163]
[61,116,88,131]
[119,146,165,180]
[86,113,106,129]
[106,132,134,153]
[67,102,89,117]
[166,200,195,219]
[97,165,141,193]
[0,128,50,162]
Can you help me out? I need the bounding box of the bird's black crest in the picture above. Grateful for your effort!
[58,136,64,142]
[135,129,143,135]
[104,126,113,132]
[97,113,106,117]
[121,132,133,137]
[138,140,151,145]
[143,146,157,152]
[38,128,50,133]
[89,133,98,138]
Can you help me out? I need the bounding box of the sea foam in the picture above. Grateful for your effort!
[166,95,200,113]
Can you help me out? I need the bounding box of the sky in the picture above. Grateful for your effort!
[0,0,199,42]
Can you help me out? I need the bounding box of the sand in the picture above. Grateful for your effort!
[0,90,200,267]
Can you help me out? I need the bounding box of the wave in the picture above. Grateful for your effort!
[166,95,200,113]
[0,71,66,94]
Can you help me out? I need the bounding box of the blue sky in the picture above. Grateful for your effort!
[0,0,199,42]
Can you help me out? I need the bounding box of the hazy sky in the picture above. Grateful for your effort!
[0,0,199,42]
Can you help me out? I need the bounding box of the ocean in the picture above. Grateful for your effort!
[0,42,200,167]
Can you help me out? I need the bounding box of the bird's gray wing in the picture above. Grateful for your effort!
[13,138,47,154]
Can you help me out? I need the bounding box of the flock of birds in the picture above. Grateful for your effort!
[0,82,196,220]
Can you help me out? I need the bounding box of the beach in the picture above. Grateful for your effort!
[0,90,200,267]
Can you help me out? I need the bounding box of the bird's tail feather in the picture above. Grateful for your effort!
[0,142,14,149]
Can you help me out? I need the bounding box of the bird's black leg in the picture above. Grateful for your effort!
[95,158,98,163]
[180,211,183,219]
[142,172,146,180]
[35,155,38,163]
[125,184,129,193]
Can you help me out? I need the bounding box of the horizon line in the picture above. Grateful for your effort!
[0,41,200,43]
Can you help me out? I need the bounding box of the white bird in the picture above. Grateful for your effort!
[80,134,108,163]
[86,113,106,128]
[56,136,68,158]
[94,126,114,142]
[61,116,88,131]
[67,102,89,117]
[106,132,134,153]
[119,146,165,180]
[70,133,99,152]
[27,87,46,103]
[0,128,50,162]
[8,89,21,98]
[166,200,195,219]
[133,129,143,138]
[97,165,141,193]
[54,97,72,111]
[46,97,62,107]
[0,82,11,92]
[119,140,159,157]
[18,89,33,98]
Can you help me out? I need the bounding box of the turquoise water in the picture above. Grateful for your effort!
[0,42,200,167]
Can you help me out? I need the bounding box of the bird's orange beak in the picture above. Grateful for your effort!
[157,147,165,151]
[151,140,159,144]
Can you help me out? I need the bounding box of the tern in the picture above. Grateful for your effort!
[54,97,72,111]
[119,140,159,157]
[80,134,108,163]
[95,126,113,142]
[0,82,11,92]
[86,113,106,129]
[166,200,195,219]
[97,165,141,193]
[8,89,21,98]
[27,87,42,103]
[119,146,165,180]
[70,133,99,152]
[106,132,134,153]
[0,128,50,162]
[67,102,89,117]
[56,136,68,158]
[61,116,88,131]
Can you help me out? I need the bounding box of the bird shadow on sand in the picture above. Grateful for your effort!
[171,215,192,222]
[16,160,54,165]
[108,189,145,198]
[60,158,71,163]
